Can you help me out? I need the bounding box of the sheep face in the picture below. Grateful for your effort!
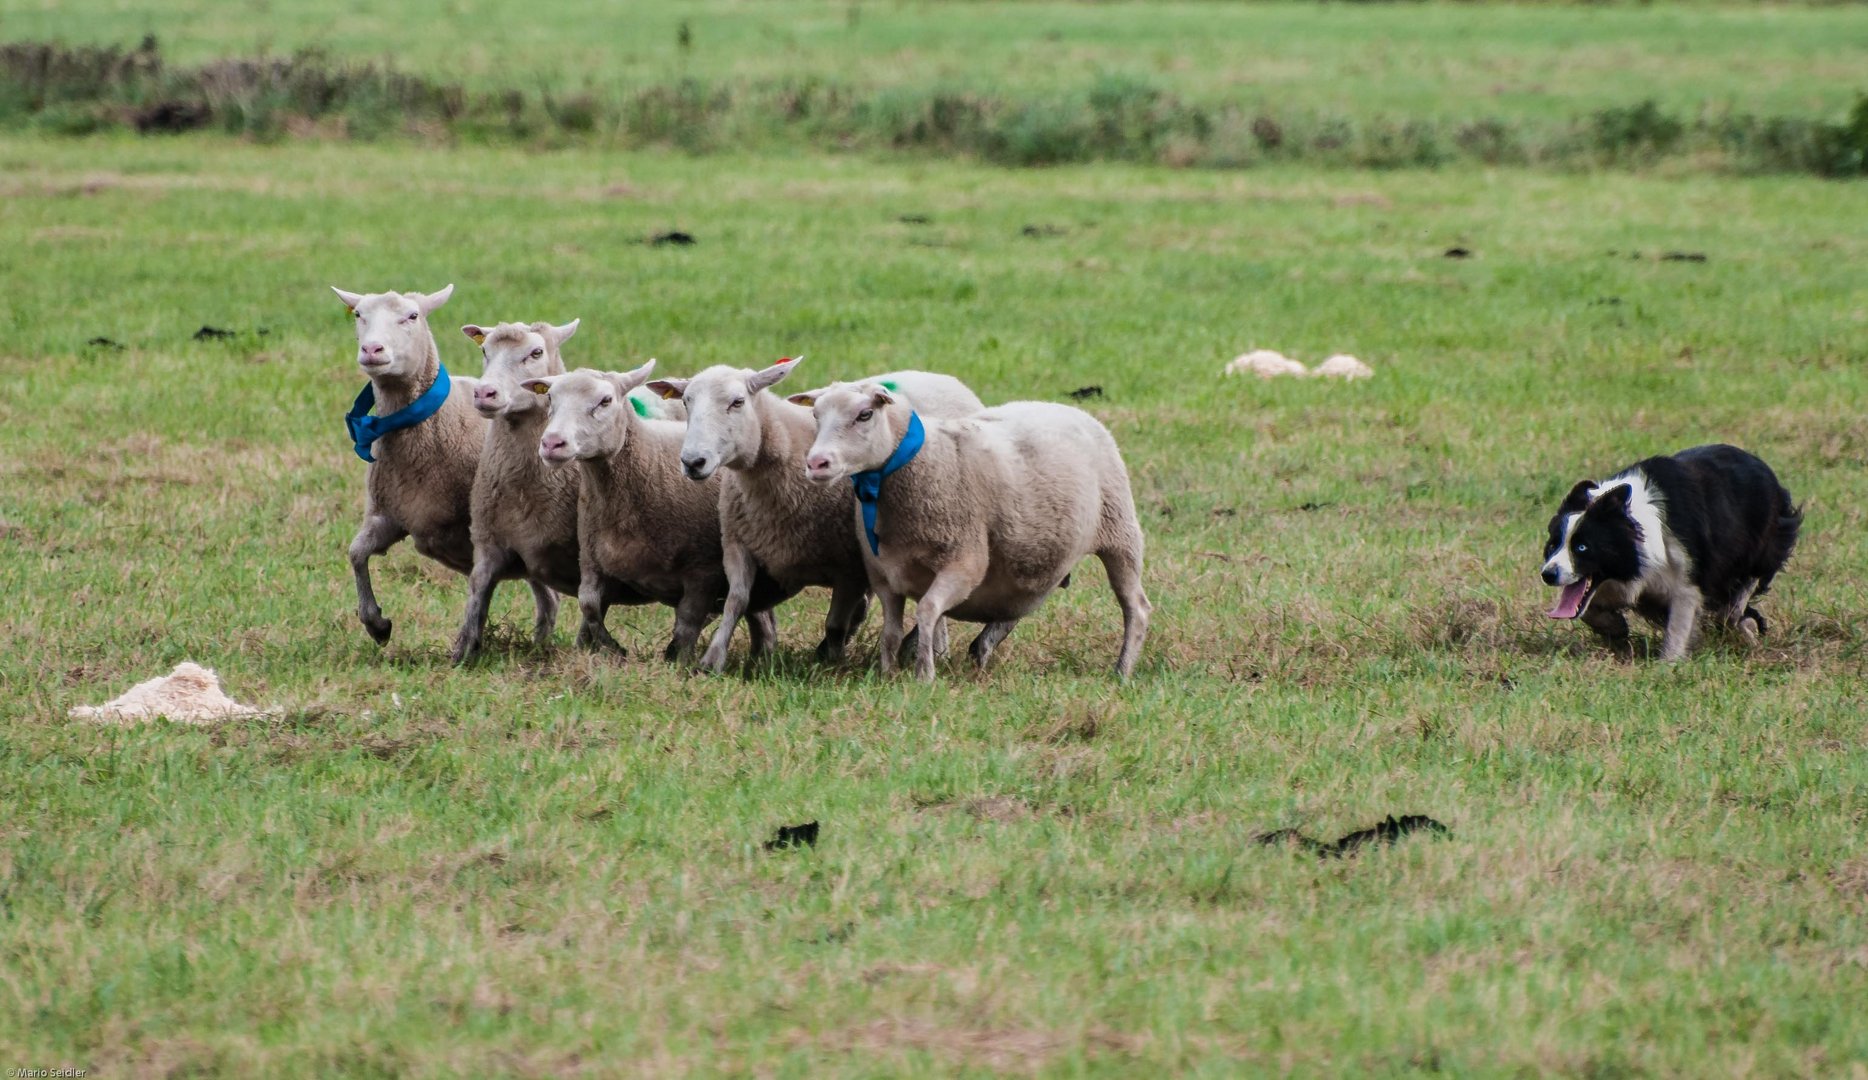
[526,363,656,467]
[652,358,799,481]
[465,319,577,418]
[331,285,453,380]
[796,382,902,484]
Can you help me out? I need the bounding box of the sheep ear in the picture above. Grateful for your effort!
[786,388,825,408]
[609,359,656,395]
[417,284,455,315]
[461,325,488,345]
[747,355,802,393]
[332,286,364,316]
[548,318,580,346]
[644,378,687,401]
[870,385,896,407]
[521,376,556,397]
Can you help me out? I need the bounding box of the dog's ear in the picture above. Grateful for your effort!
[1558,480,1596,514]
[1588,483,1634,519]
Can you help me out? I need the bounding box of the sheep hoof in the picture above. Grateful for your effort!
[365,618,393,645]
[814,638,844,664]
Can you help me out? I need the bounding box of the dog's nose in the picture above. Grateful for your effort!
[1541,567,1559,586]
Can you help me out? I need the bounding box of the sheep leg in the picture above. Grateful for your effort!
[1098,547,1153,679]
[877,590,908,677]
[528,580,559,650]
[577,579,626,657]
[895,617,949,667]
[664,588,714,664]
[817,583,869,663]
[449,547,517,666]
[910,570,981,682]
[747,609,778,661]
[968,620,1019,670]
[1658,588,1703,662]
[349,513,407,645]
[699,542,760,672]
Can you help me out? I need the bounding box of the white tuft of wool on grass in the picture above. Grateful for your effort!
[1224,350,1308,379]
[1311,354,1375,380]
[70,662,270,725]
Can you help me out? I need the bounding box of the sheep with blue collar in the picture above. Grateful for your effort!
[644,357,984,671]
[330,284,488,647]
[794,382,1151,680]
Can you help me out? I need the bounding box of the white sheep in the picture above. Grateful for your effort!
[524,363,779,662]
[1311,353,1375,379]
[1223,349,1308,378]
[794,382,1151,681]
[644,358,984,671]
[329,284,487,646]
[449,318,586,665]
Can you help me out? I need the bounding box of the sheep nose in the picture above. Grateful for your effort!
[474,385,500,407]
[806,454,831,472]
[681,454,708,478]
[361,342,386,358]
[540,434,568,456]
[1541,567,1559,585]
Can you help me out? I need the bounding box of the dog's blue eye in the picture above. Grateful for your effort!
[1576,543,1588,552]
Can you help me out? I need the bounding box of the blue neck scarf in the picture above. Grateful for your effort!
[345,364,452,463]
[849,411,924,555]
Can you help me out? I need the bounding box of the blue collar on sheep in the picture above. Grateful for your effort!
[345,365,453,463]
[850,410,925,555]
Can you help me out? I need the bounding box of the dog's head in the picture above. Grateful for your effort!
[1541,481,1643,619]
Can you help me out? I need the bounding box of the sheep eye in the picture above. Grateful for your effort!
[856,409,874,422]
[730,397,745,410]
[531,348,545,359]
[598,395,614,408]
[406,312,419,321]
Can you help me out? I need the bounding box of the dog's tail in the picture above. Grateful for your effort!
[1754,490,1803,597]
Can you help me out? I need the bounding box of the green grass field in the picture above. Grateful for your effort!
[6,0,1866,119]
[4,1,1868,1075]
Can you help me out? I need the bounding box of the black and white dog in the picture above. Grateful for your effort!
[1540,444,1801,660]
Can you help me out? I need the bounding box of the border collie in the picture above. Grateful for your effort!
[1540,444,1801,660]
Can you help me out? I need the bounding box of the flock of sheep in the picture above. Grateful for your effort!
[332,285,1151,681]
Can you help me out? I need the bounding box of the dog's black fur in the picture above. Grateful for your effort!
[1540,444,1801,657]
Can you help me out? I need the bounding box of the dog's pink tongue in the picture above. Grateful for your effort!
[1547,581,1589,619]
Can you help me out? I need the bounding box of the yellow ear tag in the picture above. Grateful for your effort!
[346,307,356,317]
[469,332,487,345]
